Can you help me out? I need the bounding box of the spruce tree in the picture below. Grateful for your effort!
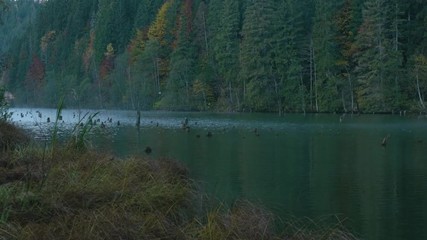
[161,9,195,110]
[312,0,341,112]
[214,0,241,110]
[240,0,277,111]
[271,0,306,113]
[353,0,401,112]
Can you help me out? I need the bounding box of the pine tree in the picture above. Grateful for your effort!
[240,0,277,111]
[312,0,341,112]
[214,0,241,110]
[206,0,223,57]
[336,0,357,112]
[131,39,161,110]
[161,5,195,110]
[193,1,208,57]
[281,0,314,113]
[272,0,306,113]
[353,0,402,112]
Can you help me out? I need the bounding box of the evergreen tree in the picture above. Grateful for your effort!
[134,0,159,30]
[206,0,223,58]
[0,0,426,111]
[107,52,130,108]
[192,1,215,110]
[205,0,224,101]
[161,4,195,110]
[193,1,208,57]
[312,0,341,112]
[214,0,241,110]
[240,0,277,111]
[133,39,161,110]
[336,0,358,112]
[273,0,307,113]
[353,0,402,112]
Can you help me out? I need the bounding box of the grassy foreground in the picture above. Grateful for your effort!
[0,122,357,240]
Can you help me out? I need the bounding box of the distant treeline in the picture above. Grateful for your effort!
[0,0,427,113]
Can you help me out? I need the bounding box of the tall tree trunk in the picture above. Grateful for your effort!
[273,77,281,116]
[416,67,426,109]
[346,67,354,113]
[310,39,314,110]
[202,89,207,110]
[342,91,347,112]
[92,58,103,109]
[393,2,399,95]
[202,11,209,57]
[153,57,160,94]
[228,81,233,107]
[300,73,306,114]
[127,66,135,110]
[313,54,319,112]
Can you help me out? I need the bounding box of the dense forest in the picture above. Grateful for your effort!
[0,0,427,113]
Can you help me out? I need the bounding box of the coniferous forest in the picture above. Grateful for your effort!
[1,0,427,113]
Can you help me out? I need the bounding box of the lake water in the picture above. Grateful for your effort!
[10,108,427,240]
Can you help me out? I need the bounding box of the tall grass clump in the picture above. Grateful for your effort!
[191,201,275,239]
[50,96,65,153]
[68,111,98,152]
[279,215,358,240]
[0,147,194,239]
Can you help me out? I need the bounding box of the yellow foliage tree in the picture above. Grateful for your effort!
[193,79,214,110]
[40,30,56,53]
[147,0,174,45]
[105,43,114,57]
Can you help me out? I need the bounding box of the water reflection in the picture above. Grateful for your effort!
[10,108,427,240]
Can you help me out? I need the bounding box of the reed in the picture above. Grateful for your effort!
[50,96,64,154]
[68,111,99,151]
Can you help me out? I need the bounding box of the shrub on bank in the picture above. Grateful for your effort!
[0,121,29,151]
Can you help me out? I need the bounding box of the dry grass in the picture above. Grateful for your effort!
[0,121,29,151]
[192,201,275,240]
[279,216,358,240]
[0,147,193,239]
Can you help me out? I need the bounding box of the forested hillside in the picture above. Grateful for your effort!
[1,0,427,113]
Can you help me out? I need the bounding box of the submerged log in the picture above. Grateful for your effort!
[144,146,152,154]
[381,134,391,147]
[136,111,141,128]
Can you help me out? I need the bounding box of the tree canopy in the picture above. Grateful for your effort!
[1,0,427,113]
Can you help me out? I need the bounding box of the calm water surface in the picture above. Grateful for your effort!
[10,108,427,240]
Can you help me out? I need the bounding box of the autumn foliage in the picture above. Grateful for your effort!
[26,55,45,88]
